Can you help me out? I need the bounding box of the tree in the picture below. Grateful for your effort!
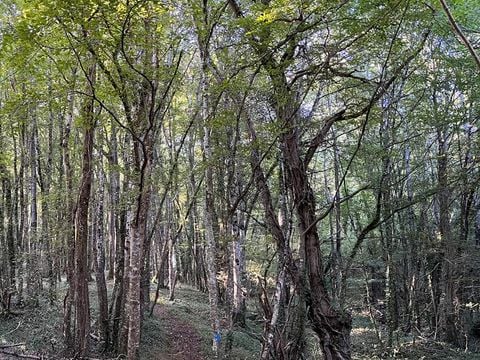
[0,1,479,359]
[73,61,96,357]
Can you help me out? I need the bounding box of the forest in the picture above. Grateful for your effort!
[0,0,479,359]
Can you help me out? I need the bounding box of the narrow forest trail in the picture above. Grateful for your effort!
[141,286,259,360]
[151,305,205,360]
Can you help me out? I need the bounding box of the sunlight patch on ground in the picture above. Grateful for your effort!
[352,327,376,336]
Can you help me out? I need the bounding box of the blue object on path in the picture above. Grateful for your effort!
[214,331,221,344]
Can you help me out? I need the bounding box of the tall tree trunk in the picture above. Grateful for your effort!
[437,129,458,346]
[63,71,77,347]
[194,3,221,354]
[73,63,96,357]
[107,122,119,281]
[331,128,343,303]
[40,79,56,304]
[187,134,204,291]
[166,194,177,302]
[12,125,25,306]
[0,120,15,309]
[244,110,304,360]
[224,1,354,353]
[108,124,126,352]
[93,158,109,347]
[27,112,39,306]
[380,109,399,348]
[202,92,221,356]
[126,136,153,360]
[231,201,247,326]
[110,171,128,353]
[274,77,351,359]
[2,167,15,298]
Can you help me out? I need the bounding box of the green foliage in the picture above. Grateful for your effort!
[0,0,479,358]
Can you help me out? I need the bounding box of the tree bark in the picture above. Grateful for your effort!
[73,63,96,357]
[437,129,458,346]
[26,112,39,306]
[126,136,153,360]
[62,70,77,348]
[202,91,221,356]
[110,171,128,353]
[93,158,109,347]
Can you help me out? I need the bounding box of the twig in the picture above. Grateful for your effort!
[0,349,42,359]
[0,343,26,349]
[0,321,22,337]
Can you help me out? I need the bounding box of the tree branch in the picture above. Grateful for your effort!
[439,0,480,71]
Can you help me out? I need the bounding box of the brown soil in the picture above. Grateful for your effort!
[152,306,205,360]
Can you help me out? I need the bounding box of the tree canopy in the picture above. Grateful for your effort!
[0,1,479,359]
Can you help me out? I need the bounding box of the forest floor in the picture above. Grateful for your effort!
[0,282,260,360]
[149,305,205,360]
[0,280,480,359]
[349,311,480,359]
[141,284,260,360]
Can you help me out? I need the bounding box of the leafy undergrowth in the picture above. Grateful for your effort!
[353,334,480,360]
[0,296,65,359]
[301,308,480,359]
[0,282,261,359]
[2,281,479,359]
[343,278,480,360]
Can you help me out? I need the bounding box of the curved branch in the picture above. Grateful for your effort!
[439,0,480,71]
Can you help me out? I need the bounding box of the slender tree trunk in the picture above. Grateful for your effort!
[475,195,480,247]
[110,173,128,353]
[203,98,221,356]
[166,195,177,302]
[107,122,119,280]
[194,4,222,354]
[168,236,177,302]
[437,129,458,346]
[380,111,399,348]
[404,134,419,332]
[27,112,39,306]
[231,203,247,326]
[18,124,27,305]
[126,139,152,360]
[73,63,96,357]
[63,71,77,347]
[1,124,15,309]
[109,125,126,353]
[93,159,109,347]
[40,80,56,303]
[2,168,15,298]
[187,134,204,291]
[331,128,343,303]
[12,125,24,306]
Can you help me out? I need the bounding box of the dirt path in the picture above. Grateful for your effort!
[152,306,205,360]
